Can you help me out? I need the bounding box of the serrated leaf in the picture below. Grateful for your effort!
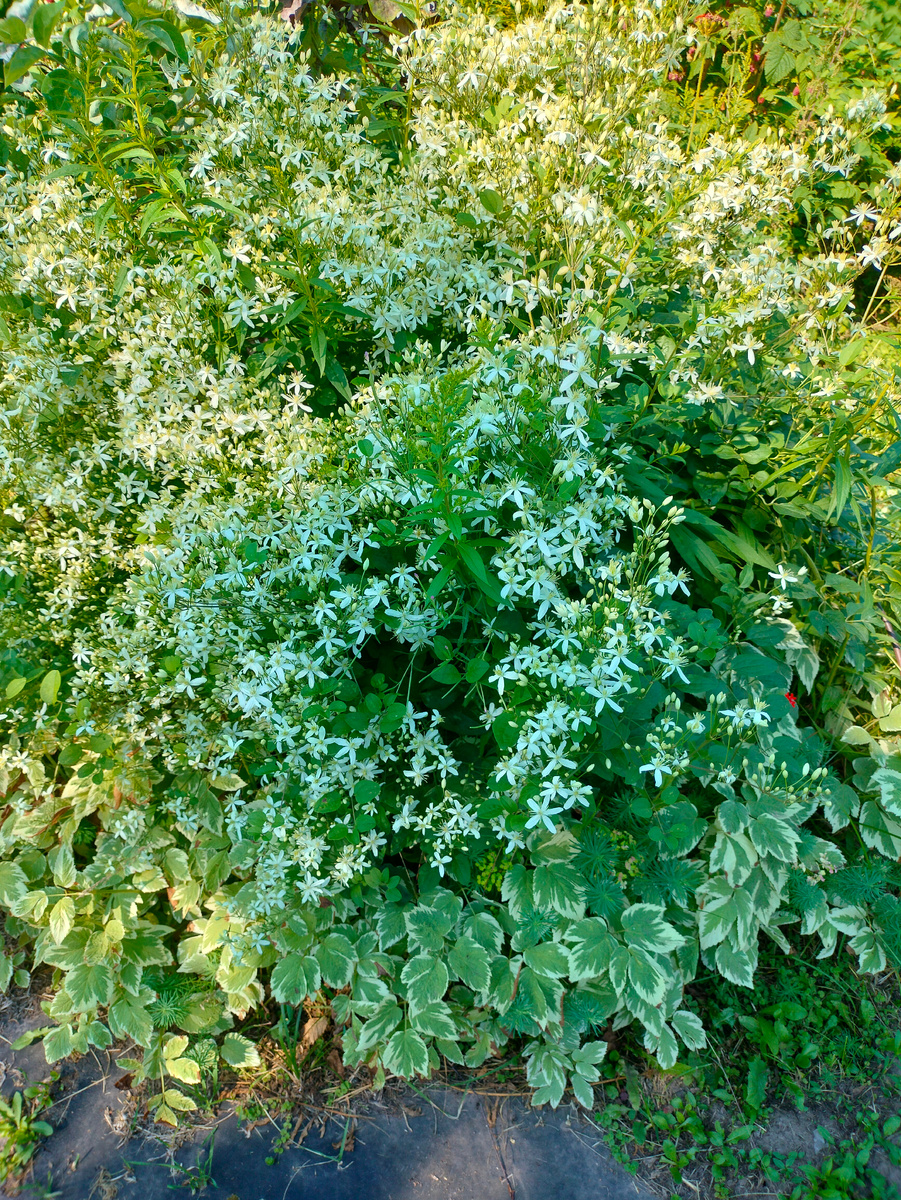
[655,1023,679,1070]
[382,1028,429,1078]
[436,1036,466,1065]
[109,996,153,1047]
[0,862,27,907]
[410,1001,456,1039]
[513,966,550,1026]
[357,1000,403,1054]
[166,1056,202,1084]
[270,952,321,1004]
[401,955,448,1011]
[621,904,685,955]
[164,1089,198,1112]
[873,768,901,818]
[567,919,614,982]
[313,934,356,988]
[42,1023,75,1063]
[532,862,585,919]
[626,949,667,1005]
[49,897,75,945]
[66,963,113,1011]
[463,911,504,953]
[671,1009,707,1050]
[376,905,408,950]
[500,863,532,919]
[523,942,570,978]
[48,843,76,888]
[164,1034,189,1059]
[221,1032,260,1069]
[763,33,795,83]
[715,941,755,988]
[570,1070,595,1109]
[448,937,490,992]
[405,906,454,953]
[748,814,799,863]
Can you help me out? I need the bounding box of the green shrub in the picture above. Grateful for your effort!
[0,0,900,1113]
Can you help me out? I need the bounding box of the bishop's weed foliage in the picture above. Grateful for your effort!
[0,0,899,1118]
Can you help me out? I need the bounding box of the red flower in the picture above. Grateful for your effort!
[785,692,797,707]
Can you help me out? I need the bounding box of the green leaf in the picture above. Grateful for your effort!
[66,963,114,1011]
[523,942,570,978]
[42,1023,75,1063]
[425,566,452,599]
[671,1009,707,1050]
[4,44,44,86]
[48,843,76,888]
[166,1055,202,1084]
[357,1000,403,1053]
[405,905,454,953]
[5,677,25,698]
[270,953,321,1004]
[567,919,615,982]
[715,942,755,988]
[478,187,504,215]
[401,955,448,1010]
[748,814,799,863]
[325,354,352,401]
[430,661,461,686]
[410,1001,456,1039]
[763,32,795,83]
[309,325,327,373]
[221,1032,261,1069]
[109,996,153,1046]
[31,0,63,45]
[0,17,27,42]
[463,911,504,953]
[745,1057,768,1112]
[448,937,490,992]
[492,711,520,750]
[0,862,28,907]
[48,897,75,945]
[626,949,667,1005]
[382,1028,429,1078]
[621,904,685,955]
[532,862,585,920]
[465,656,491,683]
[837,336,868,367]
[40,669,61,705]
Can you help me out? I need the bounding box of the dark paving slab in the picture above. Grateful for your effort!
[0,1011,654,1200]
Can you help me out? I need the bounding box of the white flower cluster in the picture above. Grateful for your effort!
[1,0,896,935]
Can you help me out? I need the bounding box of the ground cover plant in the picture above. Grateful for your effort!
[0,0,900,1141]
